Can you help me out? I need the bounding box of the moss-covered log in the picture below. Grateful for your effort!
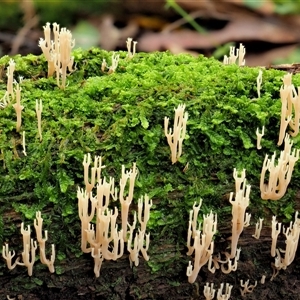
[0,49,300,299]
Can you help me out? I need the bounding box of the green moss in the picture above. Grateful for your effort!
[0,48,299,276]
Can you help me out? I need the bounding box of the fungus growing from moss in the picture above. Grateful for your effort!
[164,103,188,164]
[12,81,24,132]
[39,22,75,89]
[260,134,299,200]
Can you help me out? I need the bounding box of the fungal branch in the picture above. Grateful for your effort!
[260,134,299,200]
[22,131,27,156]
[55,27,75,89]
[18,223,37,276]
[240,279,257,297]
[2,243,19,270]
[233,168,246,194]
[78,184,124,277]
[127,194,152,267]
[186,199,217,284]
[119,163,138,241]
[79,154,118,254]
[164,104,188,164]
[82,153,106,194]
[252,218,264,240]
[36,99,43,141]
[7,59,15,95]
[257,69,263,98]
[12,80,24,132]
[217,283,233,300]
[38,22,58,77]
[126,37,138,59]
[3,58,16,103]
[203,282,233,300]
[223,43,246,66]
[229,169,251,259]
[278,73,300,145]
[102,52,120,74]
[256,126,264,150]
[77,188,97,253]
[39,22,75,89]
[2,212,55,276]
[78,154,151,277]
[34,211,56,273]
[203,282,216,300]
[271,216,281,257]
[271,212,300,280]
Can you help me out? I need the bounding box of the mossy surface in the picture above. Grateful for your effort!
[0,49,299,296]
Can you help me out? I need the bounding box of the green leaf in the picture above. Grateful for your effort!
[58,170,74,193]
[130,116,139,127]
[32,278,43,286]
[62,204,74,216]
[139,112,149,129]
[240,131,254,149]
[55,266,64,275]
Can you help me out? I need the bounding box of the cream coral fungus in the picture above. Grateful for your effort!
[256,126,264,150]
[22,131,27,156]
[126,37,138,59]
[78,154,150,277]
[34,211,55,273]
[252,218,263,239]
[257,69,263,98]
[229,177,251,258]
[271,215,281,257]
[39,22,75,89]
[119,163,138,241]
[217,283,233,300]
[260,134,299,200]
[223,43,246,66]
[2,212,55,276]
[39,22,58,77]
[203,282,215,300]
[12,81,24,132]
[6,59,15,100]
[164,103,188,164]
[240,279,257,297]
[35,99,43,141]
[186,200,217,283]
[278,73,300,145]
[271,212,300,280]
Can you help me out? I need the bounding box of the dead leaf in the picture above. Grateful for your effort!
[139,17,299,53]
[218,18,299,43]
[246,44,298,66]
[221,0,275,15]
